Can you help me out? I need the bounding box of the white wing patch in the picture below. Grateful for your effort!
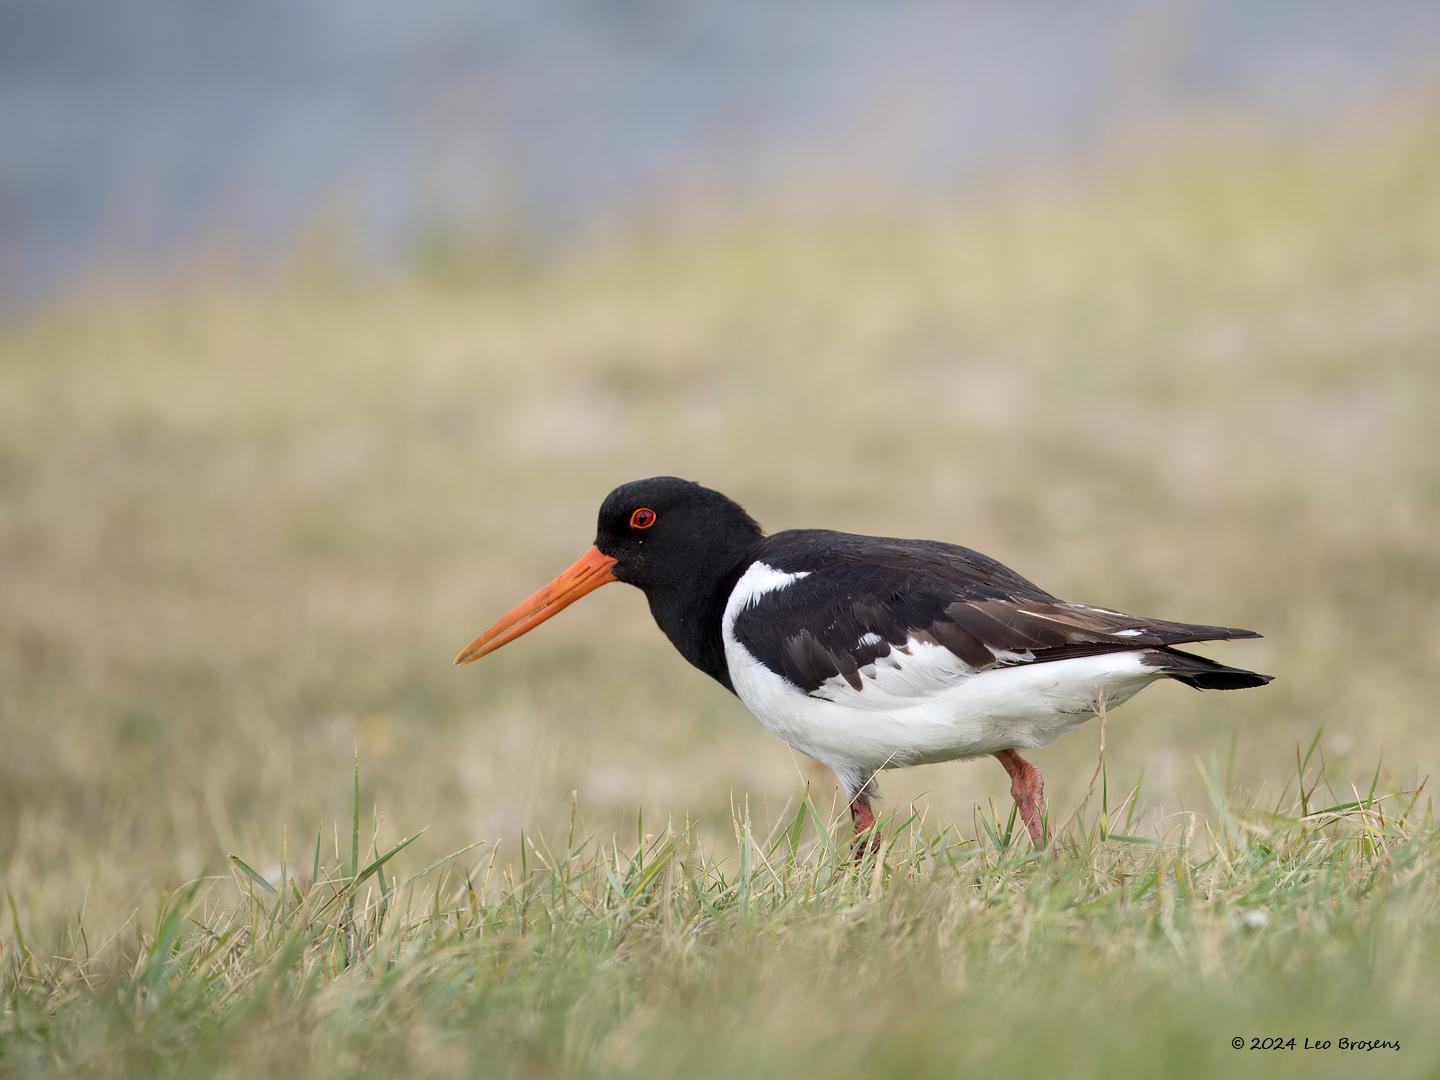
[810,636,975,708]
[988,646,1037,664]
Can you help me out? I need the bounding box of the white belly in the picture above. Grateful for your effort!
[726,638,1158,771]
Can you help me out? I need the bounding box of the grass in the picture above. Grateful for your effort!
[4,755,1437,1078]
[3,116,1440,1075]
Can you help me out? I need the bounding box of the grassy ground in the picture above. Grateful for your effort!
[8,764,1439,1078]
[3,118,1440,1076]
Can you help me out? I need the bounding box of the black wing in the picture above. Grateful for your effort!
[732,530,1263,695]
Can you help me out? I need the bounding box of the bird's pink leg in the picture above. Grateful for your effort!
[994,749,1048,848]
[850,794,881,857]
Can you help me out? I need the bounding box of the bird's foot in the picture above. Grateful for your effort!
[994,749,1050,850]
[849,796,881,859]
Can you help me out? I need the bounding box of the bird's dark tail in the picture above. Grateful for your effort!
[1145,646,1273,690]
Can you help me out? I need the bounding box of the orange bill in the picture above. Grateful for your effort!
[453,546,618,665]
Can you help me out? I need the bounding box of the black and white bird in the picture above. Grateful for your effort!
[456,477,1271,848]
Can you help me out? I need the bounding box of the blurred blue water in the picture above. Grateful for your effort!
[2,0,1437,309]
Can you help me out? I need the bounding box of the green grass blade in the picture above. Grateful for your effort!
[140,879,203,1006]
[401,842,487,889]
[351,751,361,883]
[228,853,278,896]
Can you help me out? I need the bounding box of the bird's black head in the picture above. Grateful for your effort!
[454,477,763,666]
[594,476,763,592]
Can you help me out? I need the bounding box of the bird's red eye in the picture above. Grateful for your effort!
[630,507,656,529]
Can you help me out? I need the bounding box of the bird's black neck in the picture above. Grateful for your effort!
[641,546,758,693]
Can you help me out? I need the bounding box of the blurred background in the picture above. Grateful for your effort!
[8,1,1440,308]
[2,1,1439,921]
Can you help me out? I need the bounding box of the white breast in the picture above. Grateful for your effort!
[721,562,1163,779]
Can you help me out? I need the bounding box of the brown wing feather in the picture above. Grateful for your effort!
[937,599,1261,667]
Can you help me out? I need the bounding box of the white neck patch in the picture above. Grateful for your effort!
[721,562,810,639]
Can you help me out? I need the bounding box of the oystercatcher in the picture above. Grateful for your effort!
[455,477,1271,849]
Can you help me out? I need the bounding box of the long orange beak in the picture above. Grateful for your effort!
[453,546,618,666]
